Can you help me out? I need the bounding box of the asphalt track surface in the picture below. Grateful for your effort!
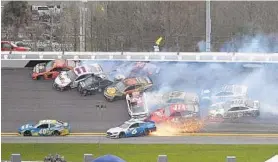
[2,136,278,144]
[2,68,278,134]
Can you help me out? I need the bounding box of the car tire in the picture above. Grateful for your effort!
[77,85,82,92]
[52,131,60,136]
[119,132,126,138]
[37,76,43,80]
[23,131,32,136]
[237,113,243,118]
[105,97,114,102]
[216,114,223,119]
[144,129,150,136]
[81,90,87,96]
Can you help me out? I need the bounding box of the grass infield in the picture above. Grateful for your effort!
[2,144,278,162]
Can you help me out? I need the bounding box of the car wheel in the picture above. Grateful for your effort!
[216,114,223,119]
[37,76,43,80]
[77,85,82,92]
[144,129,150,136]
[119,132,126,138]
[52,131,60,136]
[23,131,32,136]
[81,90,87,96]
[252,111,260,117]
[237,113,243,118]
[105,97,114,102]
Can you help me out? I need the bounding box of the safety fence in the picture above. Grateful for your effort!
[2,52,278,63]
[6,154,237,162]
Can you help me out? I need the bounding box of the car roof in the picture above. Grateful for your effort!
[123,78,139,85]
[38,119,58,124]
[74,65,97,76]
[137,76,152,84]
[218,85,248,94]
[123,77,151,86]
[124,119,145,124]
[163,91,186,99]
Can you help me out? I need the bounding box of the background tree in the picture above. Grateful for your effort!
[2,1,31,40]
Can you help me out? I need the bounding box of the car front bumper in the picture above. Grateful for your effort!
[106,132,120,138]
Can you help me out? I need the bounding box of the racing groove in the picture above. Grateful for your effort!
[2,68,278,133]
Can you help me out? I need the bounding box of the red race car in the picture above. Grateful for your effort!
[32,59,77,80]
[147,104,203,133]
[1,41,30,51]
[148,103,199,123]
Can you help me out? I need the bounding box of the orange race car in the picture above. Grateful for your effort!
[32,59,77,80]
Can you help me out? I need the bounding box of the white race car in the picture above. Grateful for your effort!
[208,98,260,119]
[106,119,156,138]
[126,92,149,120]
[202,84,248,104]
[53,64,104,91]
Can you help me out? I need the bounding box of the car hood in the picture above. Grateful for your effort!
[209,108,225,115]
[107,127,124,133]
[55,71,72,86]
[19,123,34,131]
[105,86,120,96]
[33,63,46,73]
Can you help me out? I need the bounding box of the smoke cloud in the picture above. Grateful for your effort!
[81,60,278,119]
[220,33,278,53]
[197,33,278,53]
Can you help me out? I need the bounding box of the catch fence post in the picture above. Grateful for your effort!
[84,154,94,162]
[226,156,236,162]
[157,155,168,162]
[11,154,21,162]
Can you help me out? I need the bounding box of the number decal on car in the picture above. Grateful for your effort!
[39,129,49,135]
[75,66,87,74]
[172,104,186,111]
[132,129,137,134]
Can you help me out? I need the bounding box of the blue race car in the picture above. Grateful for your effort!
[106,119,156,138]
[18,119,70,136]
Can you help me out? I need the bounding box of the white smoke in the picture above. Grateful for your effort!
[220,33,278,53]
[81,60,278,118]
[197,33,278,53]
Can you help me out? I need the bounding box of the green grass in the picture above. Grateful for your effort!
[2,144,278,162]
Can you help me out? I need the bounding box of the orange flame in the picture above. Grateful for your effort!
[150,118,205,136]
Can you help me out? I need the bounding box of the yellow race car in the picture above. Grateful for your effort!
[104,76,153,102]
[18,119,70,136]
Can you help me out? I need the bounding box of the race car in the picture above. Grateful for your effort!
[106,119,156,138]
[109,62,160,81]
[78,74,113,96]
[32,59,76,80]
[104,76,153,102]
[148,103,199,123]
[18,119,70,136]
[53,64,104,91]
[126,92,149,119]
[129,62,161,78]
[162,91,199,105]
[208,98,260,120]
[201,84,248,105]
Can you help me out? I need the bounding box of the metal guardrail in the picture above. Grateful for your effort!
[1,52,278,62]
[7,154,237,162]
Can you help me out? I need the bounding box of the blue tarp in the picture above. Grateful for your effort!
[92,154,126,162]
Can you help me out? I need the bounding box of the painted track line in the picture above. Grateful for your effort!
[2,132,278,137]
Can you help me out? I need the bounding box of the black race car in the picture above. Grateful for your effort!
[78,74,113,96]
